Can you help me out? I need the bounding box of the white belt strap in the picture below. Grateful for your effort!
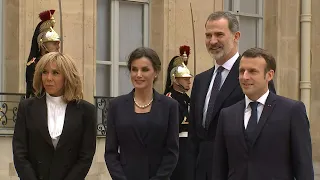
[179,132,188,137]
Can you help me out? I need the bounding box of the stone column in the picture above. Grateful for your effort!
[4,0,96,103]
[4,0,20,93]
[150,0,222,92]
[311,0,320,162]
[264,0,300,100]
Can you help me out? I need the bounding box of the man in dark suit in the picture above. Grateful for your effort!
[187,11,276,180]
[212,47,314,180]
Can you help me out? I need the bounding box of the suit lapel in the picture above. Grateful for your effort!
[236,100,248,152]
[33,96,53,147]
[56,101,81,149]
[207,58,241,127]
[251,92,277,147]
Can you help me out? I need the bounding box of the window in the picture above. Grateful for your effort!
[96,0,149,97]
[224,0,264,53]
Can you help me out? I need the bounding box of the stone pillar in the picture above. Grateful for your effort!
[150,0,222,92]
[311,0,320,162]
[264,0,300,100]
[4,0,96,103]
[4,0,20,93]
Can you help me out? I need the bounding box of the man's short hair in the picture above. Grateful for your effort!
[205,11,239,33]
[242,47,277,73]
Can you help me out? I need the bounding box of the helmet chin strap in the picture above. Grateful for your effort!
[41,44,50,54]
[173,80,188,92]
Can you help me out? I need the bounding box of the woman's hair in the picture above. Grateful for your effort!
[127,47,161,81]
[33,52,83,102]
[164,56,179,94]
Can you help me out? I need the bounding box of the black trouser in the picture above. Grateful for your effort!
[171,137,188,180]
[26,81,34,98]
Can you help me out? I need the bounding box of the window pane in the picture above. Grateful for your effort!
[97,0,111,61]
[96,64,111,96]
[224,0,233,11]
[119,66,133,96]
[240,0,257,14]
[239,16,257,54]
[119,1,143,62]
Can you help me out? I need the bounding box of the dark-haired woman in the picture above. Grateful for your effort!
[105,47,179,180]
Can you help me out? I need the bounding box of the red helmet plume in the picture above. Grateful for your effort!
[179,45,190,57]
[39,10,55,22]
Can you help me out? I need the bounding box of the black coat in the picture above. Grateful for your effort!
[105,90,179,180]
[213,92,314,180]
[166,88,190,132]
[25,57,40,98]
[12,96,97,180]
[187,56,276,180]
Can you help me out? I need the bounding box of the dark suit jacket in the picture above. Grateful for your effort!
[105,90,179,180]
[212,92,314,180]
[187,56,276,180]
[12,96,97,180]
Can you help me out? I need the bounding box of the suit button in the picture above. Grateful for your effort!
[38,161,42,164]
[68,148,72,153]
[39,175,44,180]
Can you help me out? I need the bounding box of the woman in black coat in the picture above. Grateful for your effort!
[105,47,180,180]
[13,52,97,180]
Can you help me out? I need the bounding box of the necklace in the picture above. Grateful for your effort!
[134,97,153,109]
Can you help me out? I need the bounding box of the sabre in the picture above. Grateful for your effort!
[190,2,196,75]
[58,0,63,53]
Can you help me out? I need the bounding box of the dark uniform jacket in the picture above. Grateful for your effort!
[26,57,40,98]
[166,88,190,133]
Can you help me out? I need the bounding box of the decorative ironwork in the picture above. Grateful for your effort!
[94,96,114,136]
[13,106,18,123]
[0,93,114,136]
[0,93,25,128]
[0,103,8,125]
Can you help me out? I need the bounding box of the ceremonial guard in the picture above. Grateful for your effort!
[164,45,190,95]
[26,10,60,98]
[164,46,193,180]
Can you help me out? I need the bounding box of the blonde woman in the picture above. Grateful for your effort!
[13,52,96,180]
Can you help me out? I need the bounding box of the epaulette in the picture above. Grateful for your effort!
[26,57,36,66]
[181,117,189,124]
[166,92,172,98]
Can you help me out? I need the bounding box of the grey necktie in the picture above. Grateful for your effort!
[204,66,224,129]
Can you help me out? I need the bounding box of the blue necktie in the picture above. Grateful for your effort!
[245,101,259,146]
[204,66,224,129]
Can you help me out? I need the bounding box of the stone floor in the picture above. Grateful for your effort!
[314,162,320,180]
[1,135,319,180]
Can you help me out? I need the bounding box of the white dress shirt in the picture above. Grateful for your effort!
[46,93,67,141]
[202,52,240,124]
[244,90,270,129]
